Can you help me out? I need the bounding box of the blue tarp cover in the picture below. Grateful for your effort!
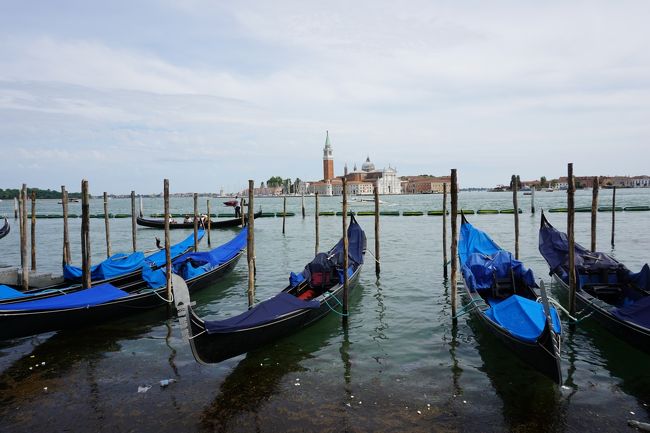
[63,230,205,281]
[0,285,27,300]
[205,293,320,334]
[485,295,561,342]
[459,222,536,291]
[0,284,128,311]
[329,217,366,266]
[612,296,650,329]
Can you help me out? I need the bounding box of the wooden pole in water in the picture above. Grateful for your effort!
[611,186,616,247]
[103,192,112,258]
[81,179,91,289]
[302,192,306,218]
[512,175,520,260]
[240,196,245,227]
[567,163,576,317]
[131,191,137,252]
[14,197,18,219]
[31,191,36,270]
[20,185,28,289]
[591,177,599,252]
[139,195,144,217]
[315,192,320,255]
[247,180,256,308]
[450,170,458,321]
[164,179,171,302]
[206,199,211,246]
[342,177,349,320]
[443,183,448,279]
[282,196,287,234]
[193,193,199,252]
[61,185,71,265]
[531,187,536,214]
[374,182,380,276]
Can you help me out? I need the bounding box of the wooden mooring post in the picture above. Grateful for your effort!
[531,187,536,214]
[443,183,448,279]
[240,196,245,227]
[131,191,137,252]
[611,186,616,248]
[164,179,171,302]
[282,196,287,234]
[19,185,28,289]
[14,197,18,219]
[103,192,112,258]
[31,191,36,270]
[512,175,519,260]
[591,177,599,252]
[315,192,320,256]
[81,179,91,289]
[193,193,199,252]
[206,199,211,246]
[302,193,306,219]
[567,164,576,317]
[450,170,458,321]
[247,180,256,308]
[342,178,349,321]
[374,183,380,276]
[61,185,71,265]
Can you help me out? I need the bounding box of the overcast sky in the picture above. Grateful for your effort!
[1,1,649,194]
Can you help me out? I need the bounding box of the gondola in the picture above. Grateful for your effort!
[539,212,650,352]
[0,228,248,340]
[0,217,9,240]
[174,215,367,364]
[136,210,262,229]
[459,214,562,383]
[0,230,205,304]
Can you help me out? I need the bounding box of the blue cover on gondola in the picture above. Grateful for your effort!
[459,219,501,266]
[63,230,205,281]
[485,295,562,342]
[204,293,320,334]
[172,228,246,280]
[612,296,650,329]
[0,284,128,311]
[329,217,366,266]
[630,263,650,292]
[0,285,27,300]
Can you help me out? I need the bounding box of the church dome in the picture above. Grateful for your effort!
[361,156,375,172]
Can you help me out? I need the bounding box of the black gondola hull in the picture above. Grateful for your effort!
[137,211,261,229]
[0,218,9,240]
[0,251,243,340]
[187,267,362,364]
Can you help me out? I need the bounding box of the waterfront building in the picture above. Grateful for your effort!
[402,175,452,194]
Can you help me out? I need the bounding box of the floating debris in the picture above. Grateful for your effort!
[160,379,176,388]
[138,385,151,393]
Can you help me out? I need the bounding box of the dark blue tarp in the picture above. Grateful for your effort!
[0,285,27,300]
[0,284,128,311]
[205,293,320,333]
[328,216,366,266]
[172,227,246,280]
[612,296,650,329]
[63,229,205,281]
[459,221,536,291]
[485,295,561,342]
[630,264,650,292]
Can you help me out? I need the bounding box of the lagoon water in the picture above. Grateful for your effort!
[1,189,649,432]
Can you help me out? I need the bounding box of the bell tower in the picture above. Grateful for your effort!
[323,131,334,180]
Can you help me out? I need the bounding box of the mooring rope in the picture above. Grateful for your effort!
[541,296,594,324]
[365,249,380,264]
[150,287,174,303]
[452,297,486,319]
[322,291,348,317]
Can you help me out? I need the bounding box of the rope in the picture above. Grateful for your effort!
[452,297,486,319]
[150,287,174,303]
[542,296,594,324]
[365,249,381,264]
[188,329,207,340]
[322,291,348,316]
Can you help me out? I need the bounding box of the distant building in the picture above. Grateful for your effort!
[402,175,452,194]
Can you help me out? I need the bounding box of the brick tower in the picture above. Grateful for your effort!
[323,131,334,180]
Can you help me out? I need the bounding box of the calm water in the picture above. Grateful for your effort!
[1,190,649,432]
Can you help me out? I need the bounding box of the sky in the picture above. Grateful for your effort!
[1,0,649,194]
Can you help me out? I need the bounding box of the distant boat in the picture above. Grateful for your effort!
[57,198,80,204]
[344,198,385,206]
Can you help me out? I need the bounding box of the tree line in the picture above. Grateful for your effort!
[0,188,82,200]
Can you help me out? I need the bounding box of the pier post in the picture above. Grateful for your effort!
[240,196,245,227]
[512,175,520,260]
[374,182,380,276]
[282,196,287,234]
[531,187,536,214]
[302,192,306,218]
[81,179,91,289]
[139,195,143,217]
[131,191,137,252]
[567,163,576,317]
[611,186,616,247]
[591,177,599,252]
[342,178,349,321]
[247,180,256,308]
[207,199,211,246]
[164,179,171,302]
[19,185,28,289]
[193,193,199,252]
[315,192,320,255]
[443,183,448,279]
[103,192,112,258]
[61,185,71,265]
[14,197,18,219]
[450,170,458,321]
[31,191,36,270]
